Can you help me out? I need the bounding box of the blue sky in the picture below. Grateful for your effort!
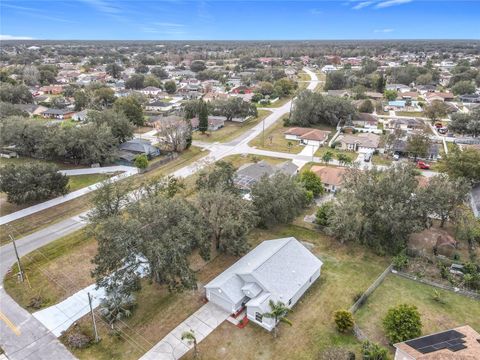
[1,0,479,40]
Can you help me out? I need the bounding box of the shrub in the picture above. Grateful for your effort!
[300,170,324,197]
[319,347,356,360]
[361,341,388,360]
[99,291,136,326]
[316,202,334,227]
[28,295,44,310]
[134,154,149,170]
[383,304,422,343]
[334,309,355,333]
[392,252,409,270]
[62,326,93,349]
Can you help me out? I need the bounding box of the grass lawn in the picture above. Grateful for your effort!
[0,147,208,245]
[315,147,358,162]
[372,154,392,166]
[4,230,96,310]
[0,173,112,217]
[395,111,425,118]
[192,110,271,143]
[248,116,304,154]
[355,274,480,350]
[257,96,292,109]
[0,156,87,170]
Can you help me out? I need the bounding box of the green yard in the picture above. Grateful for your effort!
[355,274,480,348]
[315,146,359,162]
[395,111,425,118]
[372,154,392,166]
[192,110,271,143]
[249,116,304,154]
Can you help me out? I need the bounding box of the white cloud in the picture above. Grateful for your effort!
[0,34,34,40]
[374,28,395,33]
[375,0,413,8]
[154,22,184,27]
[353,1,375,10]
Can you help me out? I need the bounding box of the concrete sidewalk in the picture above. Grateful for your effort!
[140,302,229,360]
[0,166,138,225]
[32,283,106,337]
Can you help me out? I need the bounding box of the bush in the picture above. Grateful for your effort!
[319,347,356,360]
[99,291,136,326]
[300,170,324,197]
[334,309,355,333]
[134,154,149,170]
[392,252,409,271]
[361,341,388,360]
[62,326,93,349]
[316,202,334,227]
[383,304,422,343]
[28,295,44,310]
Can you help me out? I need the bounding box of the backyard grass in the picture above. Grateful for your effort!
[0,157,87,169]
[192,110,271,143]
[355,274,480,349]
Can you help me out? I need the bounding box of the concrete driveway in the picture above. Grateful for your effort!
[140,302,229,360]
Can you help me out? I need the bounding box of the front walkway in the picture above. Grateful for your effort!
[140,302,229,360]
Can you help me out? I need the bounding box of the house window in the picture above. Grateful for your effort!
[288,299,292,306]
[255,312,263,322]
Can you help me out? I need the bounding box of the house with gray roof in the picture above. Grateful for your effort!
[234,160,298,191]
[204,237,322,332]
[118,139,160,163]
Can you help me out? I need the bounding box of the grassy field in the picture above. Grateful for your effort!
[0,147,208,245]
[0,157,87,169]
[257,96,293,109]
[4,230,96,310]
[249,116,304,154]
[395,111,425,118]
[0,173,112,217]
[192,110,271,143]
[355,274,480,348]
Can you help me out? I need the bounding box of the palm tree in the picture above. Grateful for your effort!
[322,150,333,164]
[263,300,292,338]
[181,330,199,359]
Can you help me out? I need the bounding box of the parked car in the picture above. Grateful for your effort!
[438,127,448,134]
[417,161,430,170]
[364,152,372,162]
[393,153,400,161]
[435,122,443,129]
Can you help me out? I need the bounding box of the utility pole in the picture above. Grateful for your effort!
[9,235,24,282]
[88,292,100,342]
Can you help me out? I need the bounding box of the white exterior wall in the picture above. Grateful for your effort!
[289,268,321,307]
[302,139,322,147]
[285,134,299,141]
[246,306,276,331]
[206,288,237,313]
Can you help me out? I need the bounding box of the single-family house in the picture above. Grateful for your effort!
[139,86,164,97]
[14,104,48,117]
[459,94,480,103]
[205,237,323,331]
[190,115,226,131]
[364,91,384,100]
[145,101,174,113]
[336,132,381,153]
[118,139,160,163]
[310,166,347,193]
[387,118,424,132]
[352,113,378,129]
[284,127,331,147]
[416,85,436,95]
[393,325,480,360]
[234,160,298,191]
[425,92,454,103]
[386,84,411,93]
[41,108,75,120]
[321,65,337,73]
[39,85,63,95]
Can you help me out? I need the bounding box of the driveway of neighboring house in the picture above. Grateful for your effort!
[140,302,230,360]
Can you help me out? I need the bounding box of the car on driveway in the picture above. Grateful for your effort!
[364,152,372,162]
[393,153,400,161]
[417,161,430,170]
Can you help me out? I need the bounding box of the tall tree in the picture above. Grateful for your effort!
[198,100,209,134]
[439,148,480,183]
[156,117,191,152]
[106,63,124,79]
[87,109,134,142]
[406,134,431,161]
[113,96,144,126]
[251,173,309,228]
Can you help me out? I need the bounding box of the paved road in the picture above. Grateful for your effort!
[0,68,318,360]
[0,166,138,226]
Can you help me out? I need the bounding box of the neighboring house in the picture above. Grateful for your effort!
[387,118,424,132]
[204,237,323,332]
[234,160,298,191]
[310,166,347,193]
[284,127,331,147]
[390,139,441,161]
[139,86,164,96]
[460,94,480,103]
[145,100,174,113]
[401,91,419,100]
[15,104,48,116]
[386,84,411,93]
[425,92,454,103]
[416,85,437,94]
[41,108,75,120]
[71,109,89,122]
[336,133,381,153]
[364,91,384,100]
[190,115,226,131]
[394,325,480,360]
[321,65,337,73]
[118,139,160,163]
[352,113,378,129]
[327,90,350,98]
[39,85,63,95]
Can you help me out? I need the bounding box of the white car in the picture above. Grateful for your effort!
[393,153,400,161]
